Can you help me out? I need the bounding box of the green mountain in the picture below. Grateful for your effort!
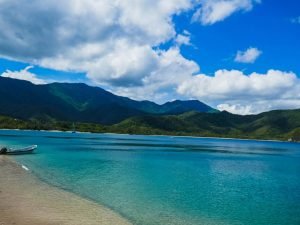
[0,77,215,124]
[1,109,299,142]
[111,110,300,141]
[1,77,299,142]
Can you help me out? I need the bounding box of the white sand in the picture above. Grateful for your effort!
[0,156,131,225]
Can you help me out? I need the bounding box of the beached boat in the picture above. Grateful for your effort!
[5,145,37,155]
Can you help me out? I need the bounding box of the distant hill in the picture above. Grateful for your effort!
[1,109,300,142]
[1,77,299,142]
[0,77,215,124]
[111,109,300,141]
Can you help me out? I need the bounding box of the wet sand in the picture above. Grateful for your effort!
[0,156,131,225]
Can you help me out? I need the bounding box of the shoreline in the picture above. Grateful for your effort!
[0,156,131,225]
[1,128,299,144]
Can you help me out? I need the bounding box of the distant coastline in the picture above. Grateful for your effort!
[0,77,300,143]
[1,108,300,143]
[1,128,299,144]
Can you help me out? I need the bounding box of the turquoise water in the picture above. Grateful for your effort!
[1,130,300,225]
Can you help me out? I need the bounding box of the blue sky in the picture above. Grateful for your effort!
[176,0,300,75]
[0,0,299,114]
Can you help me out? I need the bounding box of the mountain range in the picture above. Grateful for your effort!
[0,77,299,142]
[0,77,215,125]
[111,110,300,141]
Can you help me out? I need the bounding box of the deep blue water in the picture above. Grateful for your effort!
[1,130,300,225]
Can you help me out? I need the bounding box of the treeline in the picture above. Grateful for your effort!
[1,110,300,142]
[0,115,107,133]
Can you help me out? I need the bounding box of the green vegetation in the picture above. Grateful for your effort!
[110,110,300,141]
[1,109,300,142]
[1,77,299,142]
[0,115,107,133]
[0,77,214,125]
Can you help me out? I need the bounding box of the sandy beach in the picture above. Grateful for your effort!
[0,156,131,225]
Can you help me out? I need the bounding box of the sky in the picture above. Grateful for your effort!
[0,0,299,114]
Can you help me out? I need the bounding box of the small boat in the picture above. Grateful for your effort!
[5,145,37,155]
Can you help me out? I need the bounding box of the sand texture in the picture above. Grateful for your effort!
[0,156,131,225]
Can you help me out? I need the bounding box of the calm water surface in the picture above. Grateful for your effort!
[1,130,300,225]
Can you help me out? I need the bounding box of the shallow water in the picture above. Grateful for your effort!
[1,130,300,225]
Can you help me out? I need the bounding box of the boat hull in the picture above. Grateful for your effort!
[6,145,37,155]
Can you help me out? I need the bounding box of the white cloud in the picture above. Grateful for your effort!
[192,0,261,25]
[0,0,261,90]
[217,100,300,115]
[175,30,191,46]
[1,0,298,115]
[177,69,300,114]
[291,16,300,24]
[235,47,262,63]
[111,47,200,103]
[217,104,253,114]
[0,0,194,86]
[86,40,160,87]
[1,66,46,84]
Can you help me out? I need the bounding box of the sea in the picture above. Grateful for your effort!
[1,130,300,225]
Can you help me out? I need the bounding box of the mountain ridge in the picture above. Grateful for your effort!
[110,109,300,141]
[1,109,300,142]
[0,77,216,124]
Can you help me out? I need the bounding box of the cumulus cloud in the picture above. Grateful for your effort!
[177,69,300,114]
[86,41,160,87]
[217,100,300,115]
[192,0,261,25]
[0,0,194,85]
[1,0,297,115]
[235,47,262,63]
[112,47,200,102]
[1,66,46,84]
[0,0,261,89]
[217,104,253,115]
